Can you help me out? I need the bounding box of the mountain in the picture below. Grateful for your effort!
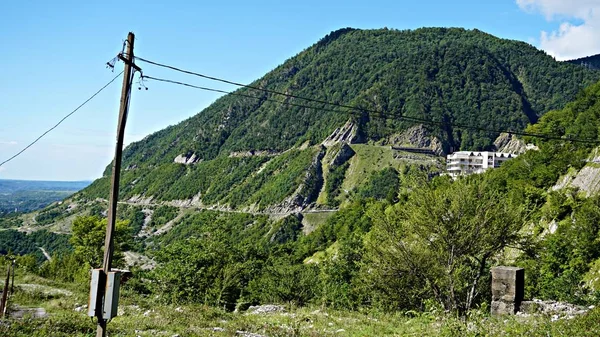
[567,54,600,70]
[80,27,600,211]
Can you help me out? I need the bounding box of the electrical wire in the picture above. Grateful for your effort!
[136,56,600,144]
[141,75,350,115]
[141,73,600,145]
[0,71,124,168]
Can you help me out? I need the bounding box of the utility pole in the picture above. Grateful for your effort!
[96,32,136,337]
[0,265,9,318]
[10,259,14,296]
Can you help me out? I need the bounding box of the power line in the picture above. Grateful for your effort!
[141,75,443,127]
[141,75,350,115]
[0,71,124,168]
[136,56,600,144]
[141,73,600,145]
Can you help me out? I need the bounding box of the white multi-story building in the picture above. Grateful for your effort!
[446,151,516,178]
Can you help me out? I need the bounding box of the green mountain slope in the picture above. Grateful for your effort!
[82,27,600,209]
[567,54,600,70]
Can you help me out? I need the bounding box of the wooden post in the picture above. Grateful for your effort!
[10,260,15,296]
[96,32,136,337]
[0,265,10,318]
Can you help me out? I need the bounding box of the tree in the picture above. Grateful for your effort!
[70,215,131,268]
[365,176,529,313]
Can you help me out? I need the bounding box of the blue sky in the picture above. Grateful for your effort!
[0,0,597,181]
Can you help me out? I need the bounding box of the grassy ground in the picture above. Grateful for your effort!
[341,144,399,194]
[341,144,442,195]
[2,273,600,337]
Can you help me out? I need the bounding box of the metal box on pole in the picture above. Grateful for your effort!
[87,269,103,317]
[103,271,121,320]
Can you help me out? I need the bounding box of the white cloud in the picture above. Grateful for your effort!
[517,0,600,60]
[0,140,17,146]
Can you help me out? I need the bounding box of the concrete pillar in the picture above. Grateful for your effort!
[490,266,524,315]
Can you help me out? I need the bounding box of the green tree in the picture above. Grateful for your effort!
[70,215,131,268]
[365,176,529,313]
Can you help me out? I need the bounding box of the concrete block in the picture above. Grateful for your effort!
[491,300,517,315]
[491,266,524,302]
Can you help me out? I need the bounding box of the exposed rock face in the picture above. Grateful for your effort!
[552,147,600,197]
[552,172,575,192]
[136,208,154,237]
[386,125,444,155]
[128,195,154,205]
[173,153,199,165]
[229,150,280,158]
[493,133,538,154]
[328,143,355,167]
[123,251,156,270]
[322,121,357,147]
[569,166,600,196]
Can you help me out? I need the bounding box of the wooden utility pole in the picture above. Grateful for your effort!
[10,259,15,296]
[0,265,10,318]
[96,32,136,337]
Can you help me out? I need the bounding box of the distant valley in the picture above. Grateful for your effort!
[0,179,90,214]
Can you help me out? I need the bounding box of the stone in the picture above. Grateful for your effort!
[246,304,285,314]
[519,301,541,314]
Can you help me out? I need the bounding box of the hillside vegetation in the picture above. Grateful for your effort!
[80,27,600,210]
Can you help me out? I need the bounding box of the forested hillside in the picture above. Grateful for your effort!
[79,28,600,210]
[567,54,600,70]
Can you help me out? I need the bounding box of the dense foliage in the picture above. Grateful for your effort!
[70,215,132,268]
[75,28,600,210]
[0,229,71,262]
[83,147,321,210]
[354,166,400,203]
[325,162,349,206]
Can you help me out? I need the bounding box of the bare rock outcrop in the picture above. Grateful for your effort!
[386,125,444,155]
[519,299,591,321]
[229,150,280,158]
[246,304,285,315]
[174,153,199,165]
[328,143,355,168]
[552,147,600,196]
[569,166,600,197]
[493,133,538,154]
[322,121,357,147]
